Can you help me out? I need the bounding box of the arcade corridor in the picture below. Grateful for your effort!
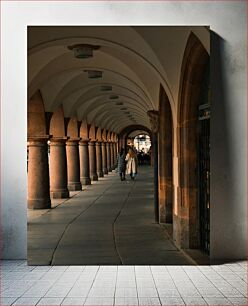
[28,166,192,266]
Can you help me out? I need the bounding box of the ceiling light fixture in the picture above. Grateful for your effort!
[67,44,100,59]
[109,95,119,100]
[120,107,127,110]
[115,102,123,106]
[84,70,103,79]
[101,85,112,91]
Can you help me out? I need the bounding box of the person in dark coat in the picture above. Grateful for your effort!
[117,148,126,181]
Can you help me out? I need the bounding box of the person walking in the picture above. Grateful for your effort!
[117,148,126,181]
[125,147,138,180]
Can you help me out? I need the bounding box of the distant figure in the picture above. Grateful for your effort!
[125,148,138,180]
[117,148,126,181]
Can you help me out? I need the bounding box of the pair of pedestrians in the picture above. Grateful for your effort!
[117,147,138,181]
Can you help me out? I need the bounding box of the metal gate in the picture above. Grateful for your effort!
[198,104,210,254]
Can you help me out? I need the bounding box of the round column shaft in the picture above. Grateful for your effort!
[49,138,69,199]
[28,137,51,209]
[79,139,91,185]
[106,142,111,172]
[113,142,117,168]
[89,140,98,181]
[96,141,104,177]
[110,142,114,170]
[101,141,108,174]
[66,139,82,191]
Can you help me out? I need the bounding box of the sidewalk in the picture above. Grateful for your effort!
[28,166,191,265]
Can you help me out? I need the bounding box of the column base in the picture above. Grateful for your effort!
[68,182,82,191]
[97,170,104,178]
[28,198,51,210]
[90,173,98,181]
[50,189,69,199]
[81,177,91,185]
[103,168,108,174]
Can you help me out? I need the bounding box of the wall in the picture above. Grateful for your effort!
[1,1,246,260]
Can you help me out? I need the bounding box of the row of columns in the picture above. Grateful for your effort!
[28,137,118,209]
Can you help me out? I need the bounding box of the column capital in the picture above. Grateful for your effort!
[89,139,97,144]
[28,134,50,141]
[147,110,159,133]
[27,135,50,147]
[79,138,90,145]
[66,137,81,146]
[49,136,68,145]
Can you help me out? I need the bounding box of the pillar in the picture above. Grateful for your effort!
[109,142,114,170]
[79,139,91,185]
[147,110,159,223]
[49,138,69,198]
[27,137,51,209]
[113,142,117,167]
[106,141,111,172]
[153,134,159,223]
[101,141,108,174]
[96,141,104,178]
[66,138,82,191]
[89,140,98,181]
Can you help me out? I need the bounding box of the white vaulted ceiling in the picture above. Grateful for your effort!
[28,26,209,133]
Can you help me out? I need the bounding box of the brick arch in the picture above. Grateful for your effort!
[177,32,209,249]
[158,85,173,224]
[28,90,47,137]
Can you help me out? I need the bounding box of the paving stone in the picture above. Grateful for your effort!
[138,297,161,305]
[12,297,41,305]
[115,297,139,305]
[28,167,192,265]
[85,297,114,305]
[37,297,64,305]
[160,297,185,305]
[203,297,233,305]
[61,297,86,305]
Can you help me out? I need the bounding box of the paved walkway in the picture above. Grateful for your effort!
[1,260,247,305]
[28,166,192,266]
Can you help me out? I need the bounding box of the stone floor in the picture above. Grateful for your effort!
[1,260,247,305]
[28,166,192,266]
[3,166,247,305]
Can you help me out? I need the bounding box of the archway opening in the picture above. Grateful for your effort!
[177,32,210,252]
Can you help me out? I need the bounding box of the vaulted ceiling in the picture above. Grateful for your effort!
[28,26,209,133]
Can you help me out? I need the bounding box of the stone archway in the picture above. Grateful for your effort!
[177,32,209,249]
[27,90,51,209]
[158,85,173,224]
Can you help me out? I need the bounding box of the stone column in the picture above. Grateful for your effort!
[89,140,98,181]
[106,141,111,172]
[96,141,104,178]
[27,136,51,209]
[101,141,108,174]
[113,142,117,167]
[66,138,82,191]
[49,137,69,199]
[110,142,114,170]
[79,139,91,185]
[147,110,159,223]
